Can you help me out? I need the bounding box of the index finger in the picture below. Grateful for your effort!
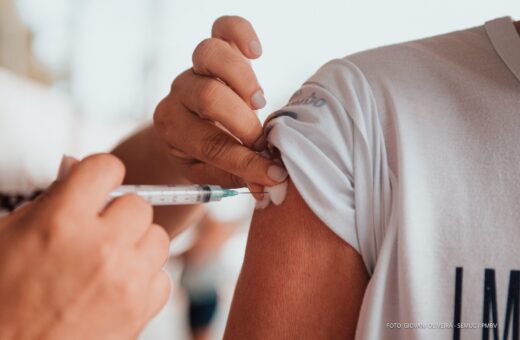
[47,154,125,214]
[212,16,262,59]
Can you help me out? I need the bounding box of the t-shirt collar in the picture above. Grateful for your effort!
[485,16,520,83]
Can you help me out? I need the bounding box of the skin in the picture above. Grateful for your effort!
[224,181,369,339]
[0,154,170,339]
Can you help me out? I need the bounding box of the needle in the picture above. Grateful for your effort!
[236,190,268,194]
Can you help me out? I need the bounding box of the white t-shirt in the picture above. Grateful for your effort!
[266,17,520,340]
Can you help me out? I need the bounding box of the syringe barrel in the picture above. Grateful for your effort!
[109,185,224,205]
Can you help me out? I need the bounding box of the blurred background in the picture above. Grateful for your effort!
[1,0,519,338]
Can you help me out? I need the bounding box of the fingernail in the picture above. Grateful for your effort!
[57,155,76,180]
[249,40,262,57]
[253,135,267,151]
[273,158,283,166]
[267,164,288,183]
[251,90,266,110]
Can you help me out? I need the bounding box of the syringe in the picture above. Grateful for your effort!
[108,185,240,206]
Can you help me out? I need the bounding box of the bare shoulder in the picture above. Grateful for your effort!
[247,180,363,270]
[224,180,369,340]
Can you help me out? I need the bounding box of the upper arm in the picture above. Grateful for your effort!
[224,180,369,340]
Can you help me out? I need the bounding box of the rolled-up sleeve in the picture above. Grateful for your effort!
[265,59,394,274]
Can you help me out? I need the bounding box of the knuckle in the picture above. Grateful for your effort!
[40,208,69,244]
[148,271,172,310]
[142,226,170,265]
[120,194,153,223]
[192,38,219,70]
[228,15,250,27]
[241,121,262,144]
[94,256,147,327]
[201,131,230,162]
[213,15,247,32]
[239,151,259,172]
[169,77,178,93]
[153,98,168,126]
[213,15,229,27]
[110,291,143,331]
[109,276,141,312]
[83,153,120,168]
[88,245,119,288]
[169,70,188,93]
[153,101,182,148]
[152,224,170,250]
[119,277,140,298]
[95,241,117,268]
[197,80,222,112]
[222,47,246,65]
[126,312,145,335]
[47,208,69,229]
[212,15,231,33]
[99,259,135,296]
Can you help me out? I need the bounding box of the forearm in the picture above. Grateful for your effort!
[112,125,203,237]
